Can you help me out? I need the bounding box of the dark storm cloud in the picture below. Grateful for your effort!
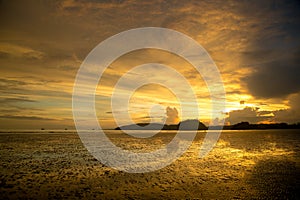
[272,92,300,123]
[242,0,300,99]
[244,56,300,98]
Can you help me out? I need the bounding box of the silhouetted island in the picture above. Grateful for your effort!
[115,120,300,130]
[115,119,207,130]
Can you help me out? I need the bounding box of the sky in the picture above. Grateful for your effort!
[0,0,299,129]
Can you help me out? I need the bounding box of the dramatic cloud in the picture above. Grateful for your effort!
[272,92,300,123]
[226,107,272,125]
[244,50,300,99]
[165,107,179,125]
[0,0,299,128]
[242,1,300,99]
[227,91,300,124]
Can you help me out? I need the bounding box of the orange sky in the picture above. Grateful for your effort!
[0,0,300,129]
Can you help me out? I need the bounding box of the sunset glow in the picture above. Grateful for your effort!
[0,1,299,129]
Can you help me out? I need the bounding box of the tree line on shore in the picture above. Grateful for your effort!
[115,120,300,130]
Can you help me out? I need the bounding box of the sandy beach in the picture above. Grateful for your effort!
[1,130,299,199]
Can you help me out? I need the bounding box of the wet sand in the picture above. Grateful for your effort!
[1,130,299,199]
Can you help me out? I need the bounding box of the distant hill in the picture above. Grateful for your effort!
[115,119,208,130]
[178,119,208,130]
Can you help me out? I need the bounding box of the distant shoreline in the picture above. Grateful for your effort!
[115,121,300,130]
[0,121,299,133]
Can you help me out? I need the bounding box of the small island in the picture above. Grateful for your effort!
[115,119,207,130]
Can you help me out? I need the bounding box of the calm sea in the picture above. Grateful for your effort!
[1,129,299,199]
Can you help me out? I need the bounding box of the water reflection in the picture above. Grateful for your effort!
[0,130,299,199]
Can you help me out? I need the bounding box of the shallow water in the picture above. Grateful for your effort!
[1,130,299,199]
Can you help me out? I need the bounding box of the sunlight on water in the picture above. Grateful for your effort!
[1,130,299,199]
